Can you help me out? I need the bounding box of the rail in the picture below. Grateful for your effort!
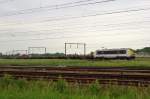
[0,66,150,86]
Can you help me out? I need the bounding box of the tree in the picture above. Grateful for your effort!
[136,47,150,54]
[0,52,2,56]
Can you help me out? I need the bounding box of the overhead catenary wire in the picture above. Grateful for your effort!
[0,0,14,4]
[42,7,150,22]
[0,22,149,38]
[0,0,115,17]
[0,25,149,42]
[0,20,150,37]
[0,6,150,27]
[1,19,150,32]
[0,3,149,40]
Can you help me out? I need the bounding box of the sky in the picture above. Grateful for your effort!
[0,0,150,54]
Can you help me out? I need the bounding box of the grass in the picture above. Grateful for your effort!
[0,58,150,67]
[0,58,149,99]
[0,75,150,99]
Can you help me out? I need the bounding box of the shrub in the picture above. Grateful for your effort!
[88,80,101,95]
[54,77,68,93]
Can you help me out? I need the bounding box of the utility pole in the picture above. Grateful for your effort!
[84,43,86,56]
[65,43,67,56]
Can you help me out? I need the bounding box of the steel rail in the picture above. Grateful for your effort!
[0,66,150,86]
[1,66,150,73]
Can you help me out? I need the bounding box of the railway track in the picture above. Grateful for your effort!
[0,66,150,86]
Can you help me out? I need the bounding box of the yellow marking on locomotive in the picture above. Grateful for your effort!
[127,49,135,57]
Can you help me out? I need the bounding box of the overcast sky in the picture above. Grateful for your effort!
[0,0,150,54]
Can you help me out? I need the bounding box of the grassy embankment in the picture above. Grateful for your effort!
[0,58,150,67]
[0,75,149,99]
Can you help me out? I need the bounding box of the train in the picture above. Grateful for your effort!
[93,48,135,60]
[2,48,136,60]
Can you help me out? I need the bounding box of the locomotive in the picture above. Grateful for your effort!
[93,48,135,60]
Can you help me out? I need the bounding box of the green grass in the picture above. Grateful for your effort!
[0,58,150,67]
[0,75,150,99]
[0,58,149,99]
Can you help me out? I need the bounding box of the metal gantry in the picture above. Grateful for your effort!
[65,43,86,56]
[12,50,28,55]
[28,47,46,55]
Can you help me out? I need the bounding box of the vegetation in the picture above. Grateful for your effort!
[136,47,150,54]
[0,53,65,59]
[0,75,149,99]
[0,58,150,67]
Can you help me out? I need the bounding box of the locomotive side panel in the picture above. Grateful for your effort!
[94,48,135,59]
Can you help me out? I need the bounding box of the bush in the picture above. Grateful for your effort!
[0,74,28,90]
[88,80,101,95]
[54,77,68,93]
[0,74,14,88]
